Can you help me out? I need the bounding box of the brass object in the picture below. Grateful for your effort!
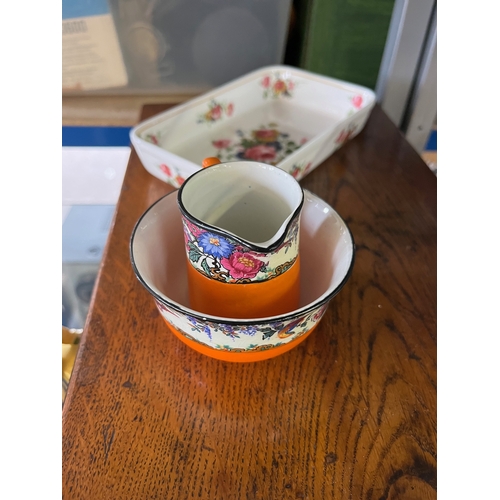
[62,326,82,404]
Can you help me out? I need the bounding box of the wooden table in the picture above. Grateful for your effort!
[62,104,437,499]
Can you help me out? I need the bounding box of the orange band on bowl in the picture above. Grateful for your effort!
[163,316,318,362]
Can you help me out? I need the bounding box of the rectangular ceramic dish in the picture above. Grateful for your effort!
[130,65,376,187]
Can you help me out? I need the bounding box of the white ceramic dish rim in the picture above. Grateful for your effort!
[130,189,355,325]
[130,64,375,136]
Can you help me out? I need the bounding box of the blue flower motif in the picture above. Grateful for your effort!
[203,325,212,340]
[242,326,257,336]
[187,316,199,326]
[220,325,239,339]
[198,232,234,258]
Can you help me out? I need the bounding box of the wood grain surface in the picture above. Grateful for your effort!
[62,104,437,499]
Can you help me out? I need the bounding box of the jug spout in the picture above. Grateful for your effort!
[187,183,302,252]
[253,213,297,250]
[179,160,303,251]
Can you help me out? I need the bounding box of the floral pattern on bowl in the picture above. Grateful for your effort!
[156,299,329,351]
[197,100,234,124]
[182,216,300,284]
[211,123,303,165]
[260,72,295,99]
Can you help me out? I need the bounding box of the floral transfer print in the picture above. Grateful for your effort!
[221,251,265,279]
[211,123,303,166]
[260,73,295,99]
[198,231,234,259]
[352,94,363,109]
[289,160,313,179]
[335,95,364,144]
[182,216,300,284]
[144,131,160,145]
[155,299,329,351]
[335,124,359,147]
[158,163,186,188]
[346,94,365,118]
[197,100,234,124]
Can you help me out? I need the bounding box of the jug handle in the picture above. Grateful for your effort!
[202,157,221,169]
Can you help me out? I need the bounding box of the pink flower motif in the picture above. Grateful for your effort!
[303,162,313,173]
[352,95,363,109]
[288,81,295,91]
[160,164,171,176]
[212,139,231,149]
[312,304,328,321]
[335,127,356,145]
[210,105,222,120]
[243,144,277,162]
[175,175,185,186]
[226,103,234,116]
[185,218,205,238]
[221,251,265,279]
[300,137,308,145]
[273,80,286,93]
[261,76,270,88]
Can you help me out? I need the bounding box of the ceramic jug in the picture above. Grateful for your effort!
[177,159,304,318]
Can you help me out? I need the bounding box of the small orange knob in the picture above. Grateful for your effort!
[202,157,221,168]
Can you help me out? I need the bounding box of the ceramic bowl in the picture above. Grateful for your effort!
[130,189,354,362]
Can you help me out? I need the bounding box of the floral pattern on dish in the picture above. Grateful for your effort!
[346,94,365,118]
[290,161,313,179]
[211,123,303,166]
[182,216,299,284]
[158,163,186,188]
[335,124,359,147]
[352,94,363,109]
[260,73,295,99]
[155,299,329,349]
[144,131,161,145]
[197,100,234,124]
